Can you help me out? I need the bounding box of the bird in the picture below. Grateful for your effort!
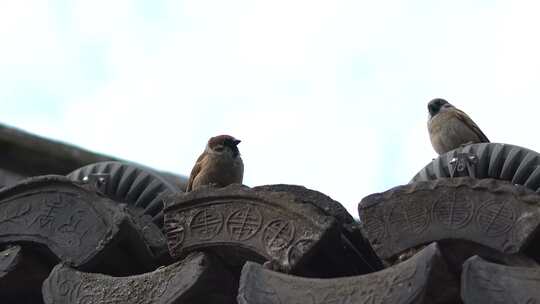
[186,135,244,192]
[427,98,489,155]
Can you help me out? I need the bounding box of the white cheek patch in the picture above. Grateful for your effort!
[442,104,453,110]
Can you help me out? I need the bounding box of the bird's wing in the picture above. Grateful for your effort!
[186,153,205,192]
[454,108,490,142]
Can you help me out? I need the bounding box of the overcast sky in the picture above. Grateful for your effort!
[2,0,540,217]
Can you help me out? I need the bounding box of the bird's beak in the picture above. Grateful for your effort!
[233,139,241,146]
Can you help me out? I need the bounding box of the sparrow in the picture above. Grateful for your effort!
[186,135,244,192]
[427,98,489,155]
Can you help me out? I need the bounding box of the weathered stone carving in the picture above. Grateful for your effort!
[67,161,185,224]
[462,255,540,304]
[238,242,458,304]
[358,178,540,260]
[125,207,170,264]
[42,252,236,304]
[254,184,383,275]
[164,184,339,274]
[0,175,155,273]
[411,143,540,193]
[68,161,186,262]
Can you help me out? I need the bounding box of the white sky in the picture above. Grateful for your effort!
[2,0,540,217]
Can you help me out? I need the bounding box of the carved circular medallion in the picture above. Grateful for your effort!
[262,220,295,254]
[361,211,387,244]
[164,216,185,252]
[189,208,224,241]
[57,276,74,297]
[432,193,474,230]
[476,200,516,237]
[226,206,263,241]
[388,199,430,236]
